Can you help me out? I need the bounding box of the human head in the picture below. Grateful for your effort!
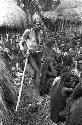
[32,12,41,25]
[21,29,30,40]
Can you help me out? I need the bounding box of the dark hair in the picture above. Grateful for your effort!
[80,72,82,78]
[63,55,73,67]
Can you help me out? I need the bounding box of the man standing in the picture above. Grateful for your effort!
[19,28,42,99]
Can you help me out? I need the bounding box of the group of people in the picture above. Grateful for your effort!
[1,11,82,125]
[49,41,82,125]
[0,12,45,123]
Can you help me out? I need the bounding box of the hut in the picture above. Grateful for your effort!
[0,0,27,31]
[0,0,27,47]
[40,0,82,48]
[52,0,82,46]
[40,0,82,32]
[58,0,82,10]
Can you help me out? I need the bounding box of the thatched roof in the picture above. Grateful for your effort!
[40,1,82,31]
[58,7,82,24]
[0,0,27,29]
[55,0,82,24]
[57,0,82,11]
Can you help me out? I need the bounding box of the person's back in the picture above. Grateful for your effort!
[66,76,82,125]
[50,76,63,123]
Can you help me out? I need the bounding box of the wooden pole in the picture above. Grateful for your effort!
[15,50,29,111]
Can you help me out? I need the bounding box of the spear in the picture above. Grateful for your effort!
[15,50,29,112]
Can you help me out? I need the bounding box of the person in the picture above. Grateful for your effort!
[66,73,82,125]
[19,28,42,99]
[50,59,79,123]
[76,47,82,73]
[63,52,73,67]
[67,47,82,103]
[32,12,45,45]
[40,57,57,96]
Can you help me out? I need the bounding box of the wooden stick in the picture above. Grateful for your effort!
[15,50,29,111]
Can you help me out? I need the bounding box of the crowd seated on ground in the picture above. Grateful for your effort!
[1,12,82,125]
